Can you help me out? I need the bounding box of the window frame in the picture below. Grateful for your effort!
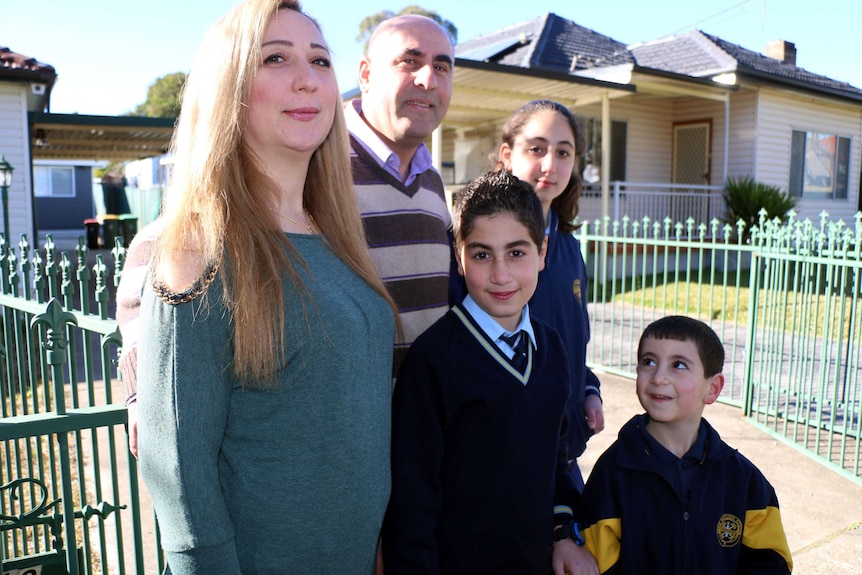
[789,129,851,200]
[578,116,627,193]
[33,165,76,198]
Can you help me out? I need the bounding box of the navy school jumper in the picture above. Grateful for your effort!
[449,209,600,470]
[383,303,579,575]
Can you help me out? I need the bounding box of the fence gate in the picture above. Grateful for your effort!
[742,215,862,482]
[0,235,162,575]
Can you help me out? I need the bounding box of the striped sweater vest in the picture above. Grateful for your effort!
[350,135,451,375]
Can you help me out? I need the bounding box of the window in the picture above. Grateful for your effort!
[578,117,627,193]
[789,130,850,199]
[34,166,76,198]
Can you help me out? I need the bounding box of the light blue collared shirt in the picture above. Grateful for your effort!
[461,294,537,361]
[345,98,435,187]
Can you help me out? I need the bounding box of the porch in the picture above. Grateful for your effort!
[578,181,726,227]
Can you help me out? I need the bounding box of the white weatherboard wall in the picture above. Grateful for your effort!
[578,95,675,184]
[725,88,758,180]
[754,87,862,224]
[0,82,34,245]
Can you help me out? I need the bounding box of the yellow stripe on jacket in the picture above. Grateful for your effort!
[583,518,622,574]
[744,506,793,571]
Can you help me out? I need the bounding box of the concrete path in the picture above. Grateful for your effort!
[580,371,862,575]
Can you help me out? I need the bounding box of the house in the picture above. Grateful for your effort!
[0,46,56,244]
[1,45,174,248]
[32,158,107,232]
[441,13,862,225]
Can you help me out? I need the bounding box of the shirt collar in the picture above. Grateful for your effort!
[345,99,434,186]
[461,294,537,350]
[686,420,709,461]
[638,414,709,462]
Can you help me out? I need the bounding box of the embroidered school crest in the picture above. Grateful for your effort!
[572,279,582,303]
[716,514,743,547]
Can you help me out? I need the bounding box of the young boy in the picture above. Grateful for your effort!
[577,315,792,574]
[382,170,591,574]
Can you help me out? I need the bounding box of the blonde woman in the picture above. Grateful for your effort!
[137,1,397,573]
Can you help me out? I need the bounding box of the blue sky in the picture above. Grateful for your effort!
[4,0,860,116]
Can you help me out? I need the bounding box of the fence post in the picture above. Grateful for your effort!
[30,300,80,575]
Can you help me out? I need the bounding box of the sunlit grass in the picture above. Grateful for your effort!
[613,281,751,323]
[611,280,860,340]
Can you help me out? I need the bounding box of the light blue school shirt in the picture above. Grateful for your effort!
[461,294,537,368]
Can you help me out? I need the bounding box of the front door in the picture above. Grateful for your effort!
[672,121,711,223]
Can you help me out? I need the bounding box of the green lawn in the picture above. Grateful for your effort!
[604,273,860,340]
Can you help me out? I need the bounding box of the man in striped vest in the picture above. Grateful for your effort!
[345,14,454,375]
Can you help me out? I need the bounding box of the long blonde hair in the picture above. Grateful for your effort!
[152,0,396,386]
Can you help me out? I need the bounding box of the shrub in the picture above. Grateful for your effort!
[722,176,797,240]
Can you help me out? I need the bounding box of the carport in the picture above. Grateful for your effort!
[26,112,174,245]
[29,112,174,162]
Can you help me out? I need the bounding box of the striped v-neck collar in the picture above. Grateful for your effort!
[452,305,532,385]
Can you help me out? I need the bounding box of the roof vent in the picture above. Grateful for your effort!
[766,40,796,66]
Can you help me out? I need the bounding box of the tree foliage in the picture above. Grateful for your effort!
[129,72,187,118]
[356,5,457,49]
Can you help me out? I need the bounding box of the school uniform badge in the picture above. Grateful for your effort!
[716,513,743,547]
[572,279,582,303]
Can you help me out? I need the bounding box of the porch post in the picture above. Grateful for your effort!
[723,96,729,185]
[601,91,611,220]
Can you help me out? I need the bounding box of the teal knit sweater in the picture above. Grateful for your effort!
[138,234,394,574]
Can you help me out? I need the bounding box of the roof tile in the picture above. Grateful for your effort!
[0,46,55,75]
[456,13,631,72]
[457,14,862,101]
[701,32,862,95]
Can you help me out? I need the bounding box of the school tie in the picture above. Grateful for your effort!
[501,330,529,373]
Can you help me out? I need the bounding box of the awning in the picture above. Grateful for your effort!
[28,112,175,162]
[443,58,636,130]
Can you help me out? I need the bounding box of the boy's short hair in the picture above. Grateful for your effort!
[638,315,725,377]
[452,170,545,249]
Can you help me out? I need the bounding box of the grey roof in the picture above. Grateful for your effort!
[532,13,631,71]
[457,14,862,102]
[456,13,631,73]
[629,31,737,77]
[455,16,539,65]
[701,32,862,97]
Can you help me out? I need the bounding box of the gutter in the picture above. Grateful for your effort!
[454,57,637,93]
[735,67,862,105]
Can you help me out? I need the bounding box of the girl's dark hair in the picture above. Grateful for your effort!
[452,170,545,250]
[496,100,585,234]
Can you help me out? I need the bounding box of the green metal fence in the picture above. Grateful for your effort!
[743,213,861,485]
[0,235,161,575]
[581,210,862,484]
[0,208,860,574]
